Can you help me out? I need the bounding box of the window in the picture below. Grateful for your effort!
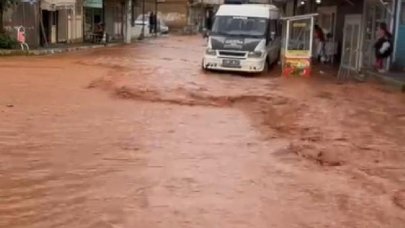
[401,2,405,25]
[287,19,311,51]
[211,16,268,37]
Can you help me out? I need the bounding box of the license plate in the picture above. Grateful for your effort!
[222,59,241,68]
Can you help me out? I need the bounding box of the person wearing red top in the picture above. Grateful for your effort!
[314,24,326,63]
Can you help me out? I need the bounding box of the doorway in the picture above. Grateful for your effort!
[84,8,103,41]
[362,0,394,69]
[341,14,362,71]
[317,6,337,41]
[41,10,58,46]
[113,3,124,40]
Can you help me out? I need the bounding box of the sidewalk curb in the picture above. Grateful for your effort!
[0,43,123,56]
[366,71,405,92]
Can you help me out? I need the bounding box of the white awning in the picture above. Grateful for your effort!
[41,0,75,11]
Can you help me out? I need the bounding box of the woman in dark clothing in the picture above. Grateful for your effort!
[149,12,155,34]
[374,23,393,72]
[206,10,213,31]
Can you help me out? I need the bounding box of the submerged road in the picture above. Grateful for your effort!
[0,36,405,228]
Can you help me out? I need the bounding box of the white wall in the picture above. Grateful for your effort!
[58,9,68,42]
[56,4,83,43]
[105,0,124,40]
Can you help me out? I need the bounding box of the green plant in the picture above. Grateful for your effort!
[0,33,18,49]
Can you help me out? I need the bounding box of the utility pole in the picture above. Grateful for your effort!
[201,0,204,32]
[125,0,132,43]
[140,0,145,39]
[154,0,158,37]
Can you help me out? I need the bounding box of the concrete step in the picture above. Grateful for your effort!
[366,70,405,92]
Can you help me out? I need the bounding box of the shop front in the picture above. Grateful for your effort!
[104,0,125,41]
[84,0,103,42]
[189,0,221,33]
[40,0,83,46]
[361,0,396,70]
[284,0,399,69]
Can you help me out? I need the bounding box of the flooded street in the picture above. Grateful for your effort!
[1,36,405,228]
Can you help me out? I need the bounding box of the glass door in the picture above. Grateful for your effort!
[341,15,362,71]
[362,0,394,69]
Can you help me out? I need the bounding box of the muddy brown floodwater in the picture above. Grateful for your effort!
[1,36,405,228]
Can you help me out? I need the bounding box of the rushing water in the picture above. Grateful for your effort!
[1,36,404,228]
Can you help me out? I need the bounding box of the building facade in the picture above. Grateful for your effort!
[3,1,40,47]
[188,0,223,32]
[2,0,134,47]
[282,0,404,72]
[83,0,104,42]
[137,0,189,29]
[2,0,84,47]
[40,0,84,45]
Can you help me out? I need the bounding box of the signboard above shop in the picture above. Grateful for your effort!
[224,0,247,4]
[41,0,75,11]
[224,0,273,4]
[84,0,102,8]
[20,0,38,5]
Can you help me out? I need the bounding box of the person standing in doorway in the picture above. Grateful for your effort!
[149,12,155,34]
[206,10,213,31]
[94,22,104,43]
[374,22,393,73]
[154,13,158,34]
[314,24,326,63]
